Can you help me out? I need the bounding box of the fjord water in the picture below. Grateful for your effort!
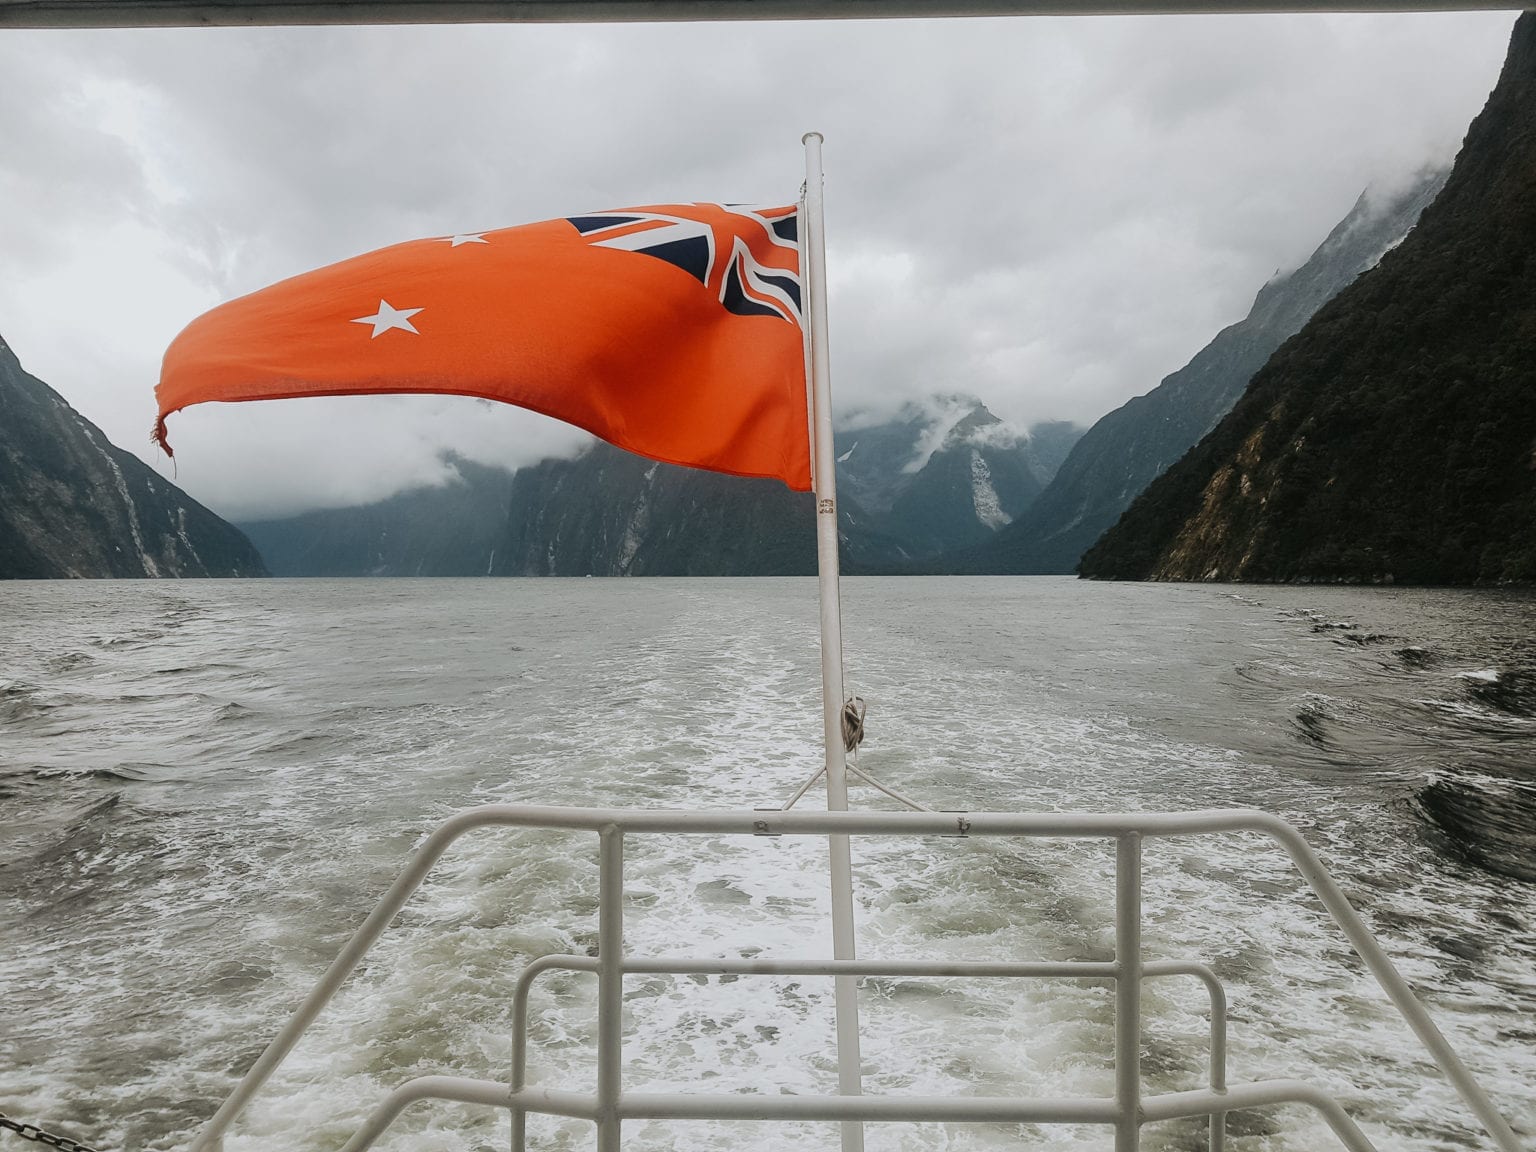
[1,577,1532,1152]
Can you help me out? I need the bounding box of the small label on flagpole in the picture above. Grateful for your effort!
[818,498,835,515]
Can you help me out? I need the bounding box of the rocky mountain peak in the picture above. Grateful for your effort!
[941,401,1010,449]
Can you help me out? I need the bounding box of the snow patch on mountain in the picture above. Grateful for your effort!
[970,451,1011,530]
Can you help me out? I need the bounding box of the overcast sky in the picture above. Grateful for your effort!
[0,11,1519,520]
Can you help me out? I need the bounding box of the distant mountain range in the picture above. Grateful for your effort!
[0,335,265,579]
[951,165,1449,575]
[1081,13,1536,585]
[238,402,1084,577]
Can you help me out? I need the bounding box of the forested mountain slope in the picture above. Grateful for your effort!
[1081,15,1536,585]
[950,168,1446,575]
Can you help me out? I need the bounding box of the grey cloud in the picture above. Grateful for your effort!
[0,38,156,267]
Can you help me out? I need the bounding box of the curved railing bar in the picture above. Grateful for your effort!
[1145,960,1228,1151]
[187,804,1525,1152]
[510,955,1230,1152]
[1143,961,1227,1081]
[1141,1079,1377,1151]
[338,1076,513,1152]
[510,953,595,1152]
[339,1074,1375,1152]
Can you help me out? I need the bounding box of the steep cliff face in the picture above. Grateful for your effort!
[494,445,819,576]
[1081,15,1536,585]
[243,447,820,577]
[239,456,514,577]
[951,167,1447,575]
[240,401,1080,577]
[0,336,266,579]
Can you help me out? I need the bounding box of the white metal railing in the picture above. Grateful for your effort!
[187,805,1527,1152]
[504,954,1230,1152]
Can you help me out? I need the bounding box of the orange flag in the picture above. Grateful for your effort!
[155,203,812,490]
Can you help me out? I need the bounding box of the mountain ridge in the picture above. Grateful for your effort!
[240,404,1082,577]
[945,167,1449,576]
[1079,14,1536,585]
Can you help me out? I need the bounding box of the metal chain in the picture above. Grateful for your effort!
[0,1111,105,1152]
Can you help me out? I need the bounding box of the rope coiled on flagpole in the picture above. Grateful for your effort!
[841,696,866,755]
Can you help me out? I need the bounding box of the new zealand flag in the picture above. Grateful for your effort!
[158,200,814,492]
[567,204,802,324]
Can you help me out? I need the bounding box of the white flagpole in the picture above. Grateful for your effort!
[801,130,865,1152]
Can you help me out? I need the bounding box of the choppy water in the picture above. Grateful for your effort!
[1,577,1532,1152]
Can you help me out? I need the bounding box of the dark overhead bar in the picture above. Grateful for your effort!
[0,0,1526,28]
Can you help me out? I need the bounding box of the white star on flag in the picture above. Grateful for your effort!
[439,233,489,247]
[352,300,423,338]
